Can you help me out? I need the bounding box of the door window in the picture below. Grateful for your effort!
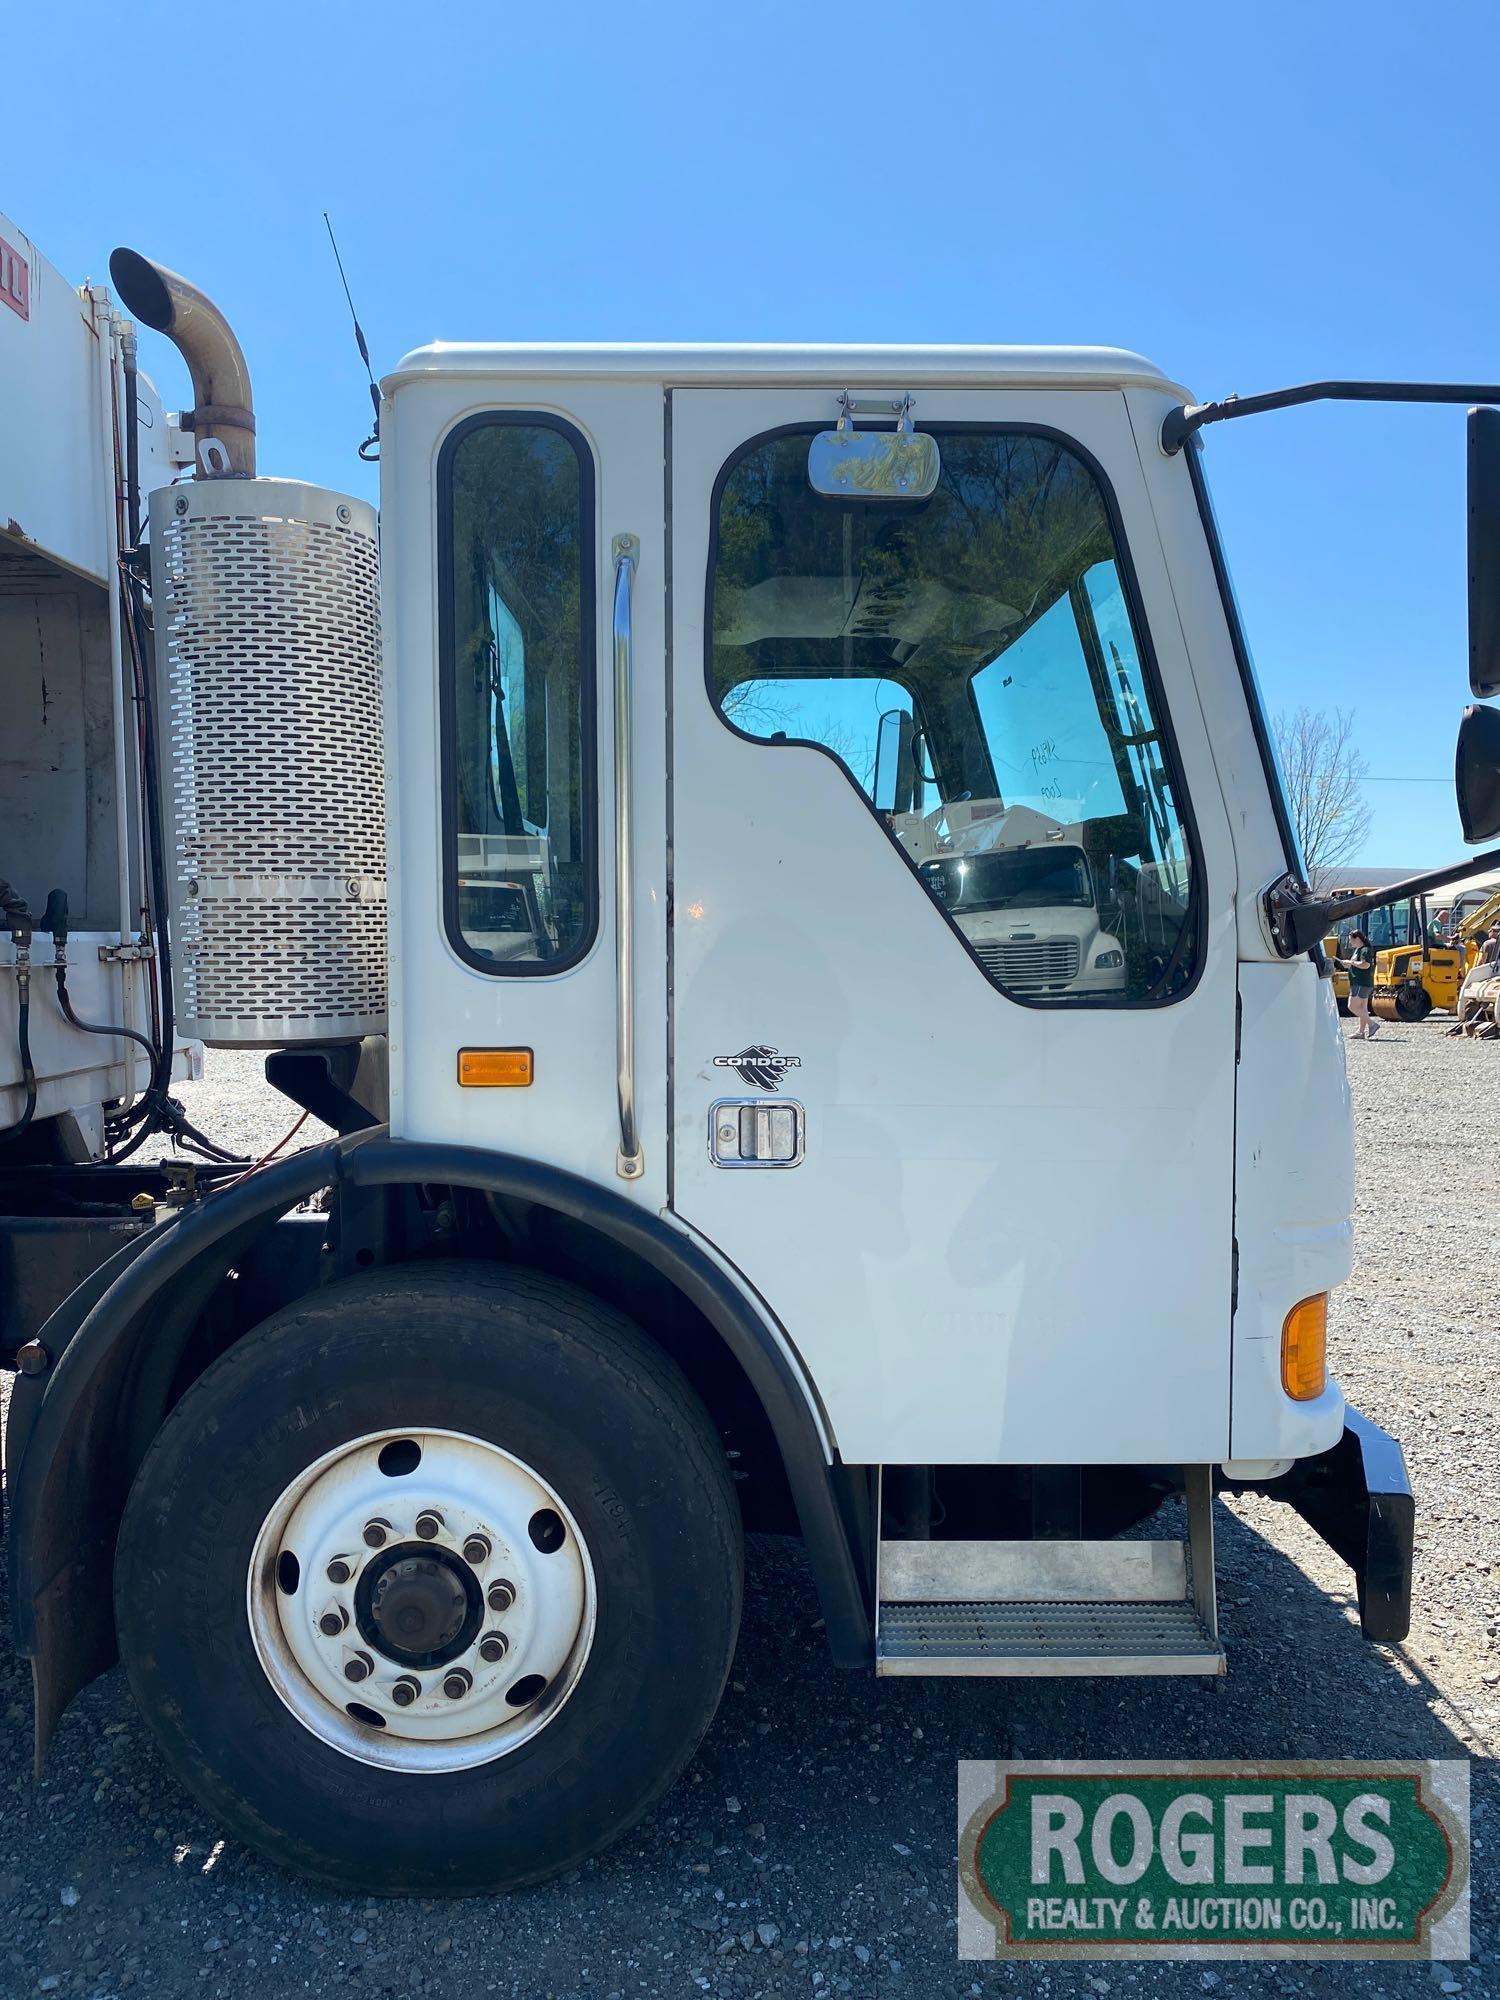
[709,427,1200,1004]
[439,414,596,973]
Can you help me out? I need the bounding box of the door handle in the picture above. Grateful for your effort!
[709,1099,805,1167]
[612,533,644,1181]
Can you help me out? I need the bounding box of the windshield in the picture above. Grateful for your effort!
[920,848,1094,914]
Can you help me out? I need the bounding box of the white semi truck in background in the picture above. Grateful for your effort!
[4,208,1500,1893]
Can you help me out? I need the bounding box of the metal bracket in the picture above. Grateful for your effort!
[835,390,917,431]
[97,942,155,964]
[1183,1463,1218,1641]
[161,1161,201,1206]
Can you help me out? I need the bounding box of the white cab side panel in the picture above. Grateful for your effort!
[1232,961,1351,1459]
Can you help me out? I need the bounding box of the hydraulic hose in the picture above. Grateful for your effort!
[99,575,246,1167]
[122,322,141,553]
[161,1111,246,1165]
[1,886,37,1145]
[55,953,244,1165]
[0,981,37,1144]
[54,961,157,1068]
[105,571,177,1159]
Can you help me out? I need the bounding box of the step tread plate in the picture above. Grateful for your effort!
[876,1598,1225,1678]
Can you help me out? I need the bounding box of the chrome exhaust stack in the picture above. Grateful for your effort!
[108,247,255,476]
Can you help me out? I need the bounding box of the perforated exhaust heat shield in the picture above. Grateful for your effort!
[149,479,386,1046]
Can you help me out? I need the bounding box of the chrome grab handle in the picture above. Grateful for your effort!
[611,533,644,1180]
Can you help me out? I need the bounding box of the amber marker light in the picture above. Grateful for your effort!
[457,1048,534,1088]
[1281,1293,1329,1401]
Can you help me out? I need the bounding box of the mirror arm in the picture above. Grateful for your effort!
[1163,380,1500,455]
[1267,846,1500,958]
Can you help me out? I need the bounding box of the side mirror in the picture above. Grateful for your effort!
[1469,406,1500,698]
[873,707,917,814]
[1456,702,1500,842]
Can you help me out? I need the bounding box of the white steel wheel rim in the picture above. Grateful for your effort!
[247,1427,597,1773]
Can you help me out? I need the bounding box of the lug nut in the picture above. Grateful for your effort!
[390,1676,421,1708]
[326,1555,354,1584]
[344,1651,374,1683]
[318,1605,349,1637]
[478,1630,509,1663]
[362,1518,392,1549]
[462,1533,491,1565]
[442,1667,473,1700]
[414,1509,444,1541]
[487,1578,516,1613]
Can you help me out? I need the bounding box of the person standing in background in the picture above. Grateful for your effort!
[1338,928,1378,1038]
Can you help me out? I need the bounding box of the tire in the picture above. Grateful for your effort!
[1394,980,1432,1023]
[114,1262,742,1894]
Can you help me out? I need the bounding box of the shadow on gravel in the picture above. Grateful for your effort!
[0,1515,1487,2000]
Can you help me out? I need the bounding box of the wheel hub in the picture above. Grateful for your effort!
[359,1544,480,1668]
[247,1428,596,1773]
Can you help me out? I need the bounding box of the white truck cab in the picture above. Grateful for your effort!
[11,259,1498,1894]
[903,806,1128,999]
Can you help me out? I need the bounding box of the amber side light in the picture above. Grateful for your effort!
[1281,1294,1329,1401]
[457,1048,534,1087]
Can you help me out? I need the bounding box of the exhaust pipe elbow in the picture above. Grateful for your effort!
[108,248,255,477]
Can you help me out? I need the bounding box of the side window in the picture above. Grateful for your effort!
[709,428,1200,1004]
[718,674,939,813]
[440,415,595,973]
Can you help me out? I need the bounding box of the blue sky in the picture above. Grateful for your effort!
[9,0,1494,867]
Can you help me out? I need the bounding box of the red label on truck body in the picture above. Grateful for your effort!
[0,232,31,320]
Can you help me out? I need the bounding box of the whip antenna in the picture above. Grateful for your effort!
[323,212,380,460]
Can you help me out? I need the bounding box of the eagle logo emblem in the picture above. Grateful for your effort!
[711,1046,802,1093]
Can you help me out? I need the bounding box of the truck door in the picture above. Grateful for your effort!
[668,386,1240,1466]
[391,383,669,1203]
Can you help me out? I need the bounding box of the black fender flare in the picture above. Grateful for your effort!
[10,1131,872,1760]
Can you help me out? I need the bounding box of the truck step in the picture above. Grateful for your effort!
[875,1597,1223,1677]
[873,1467,1223,1679]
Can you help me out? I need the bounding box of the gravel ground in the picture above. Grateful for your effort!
[1,1025,1495,1998]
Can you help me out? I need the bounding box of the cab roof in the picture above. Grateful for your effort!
[383,342,1190,400]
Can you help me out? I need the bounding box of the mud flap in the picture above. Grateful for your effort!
[1278,1408,1414,1642]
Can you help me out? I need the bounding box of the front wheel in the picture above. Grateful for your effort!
[1394,979,1433,1023]
[114,1263,742,1893]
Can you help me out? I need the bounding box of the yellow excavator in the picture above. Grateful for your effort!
[1449,883,1500,968]
[1439,885,1500,1034]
